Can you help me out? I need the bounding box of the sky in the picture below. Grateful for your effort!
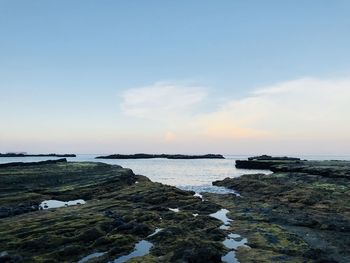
[1,0,350,155]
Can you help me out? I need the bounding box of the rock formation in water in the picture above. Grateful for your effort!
[0,153,76,157]
[235,155,301,169]
[96,153,225,159]
[0,158,67,168]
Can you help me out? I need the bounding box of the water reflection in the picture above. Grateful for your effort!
[112,240,153,263]
[111,228,162,263]
[39,199,85,209]
[78,252,106,263]
[210,209,232,225]
[210,209,249,263]
[0,154,271,191]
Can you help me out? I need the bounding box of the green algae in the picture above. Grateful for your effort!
[312,182,347,191]
[211,159,350,263]
[0,161,225,262]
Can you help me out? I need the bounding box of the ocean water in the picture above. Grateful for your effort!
[0,154,268,193]
[1,154,350,193]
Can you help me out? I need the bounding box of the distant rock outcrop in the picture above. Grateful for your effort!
[235,155,301,169]
[0,153,76,157]
[96,153,225,159]
[0,158,67,168]
[247,155,300,161]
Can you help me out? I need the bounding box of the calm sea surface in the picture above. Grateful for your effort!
[1,154,350,193]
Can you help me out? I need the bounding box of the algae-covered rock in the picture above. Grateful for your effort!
[211,158,350,263]
[0,161,226,262]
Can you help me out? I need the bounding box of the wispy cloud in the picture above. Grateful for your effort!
[197,77,350,140]
[121,82,207,121]
[120,77,350,147]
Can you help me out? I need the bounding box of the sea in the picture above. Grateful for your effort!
[1,154,350,194]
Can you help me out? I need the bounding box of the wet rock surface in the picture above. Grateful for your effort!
[211,158,350,263]
[235,155,301,170]
[0,161,225,262]
[1,157,349,263]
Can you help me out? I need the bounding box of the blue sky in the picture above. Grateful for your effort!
[1,1,350,154]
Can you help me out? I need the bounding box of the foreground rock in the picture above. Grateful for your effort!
[210,157,350,263]
[0,161,226,262]
[96,153,225,159]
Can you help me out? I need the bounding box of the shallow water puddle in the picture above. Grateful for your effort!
[180,185,241,196]
[111,228,161,263]
[168,208,180,212]
[112,240,153,263]
[147,228,163,237]
[221,236,248,263]
[220,225,230,230]
[222,251,239,263]
[39,199,86,209]
[223,233,248,250]
[78,252,106,263]
[210,209,232,225]
[210,209,248,263]
[193,192,203,200]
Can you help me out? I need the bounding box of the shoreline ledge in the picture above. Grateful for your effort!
[0,158,68,168]
[0,160,226,262]
[208,155,350,262]
[235,154,302,169]
[95,153,225,159]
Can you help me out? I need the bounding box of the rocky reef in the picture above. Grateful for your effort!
[1,156,349,263]
[211,157,350,263]
[0,158,68,169]
[96,154,225,159]
[0,160,227,262]
[247,155,301,161]
[235,155,302,169]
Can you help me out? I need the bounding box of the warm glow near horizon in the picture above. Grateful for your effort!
[1,1,350,155]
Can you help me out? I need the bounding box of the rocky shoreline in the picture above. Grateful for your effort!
[95,154,225,159]
[211,156,350,263]
[0,158,68,169]
[0,156,348,262]
[0,160,227,262]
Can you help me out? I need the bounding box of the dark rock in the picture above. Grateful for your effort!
[248,155,301,161]
[213,158,350,263]
[0,252,10,263]
[78,228,105,242]
[95,153,225,159]
[0,158,67,168]
[0,251,22,263]
[0,153,76,157]
[0,208,9,218]
[0,161,228,262]
[171,241,222,263]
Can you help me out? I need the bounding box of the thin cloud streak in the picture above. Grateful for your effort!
[120,77,350,145]
[120,82,207,122]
